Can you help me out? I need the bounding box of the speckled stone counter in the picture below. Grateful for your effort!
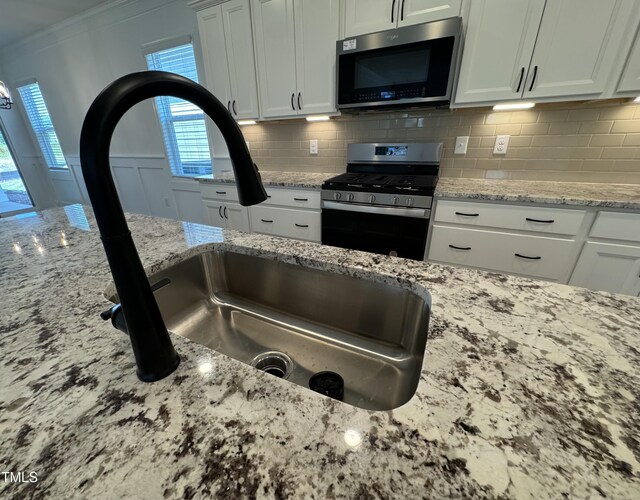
[197,171,328,189]
[1,206,639,499]
[436,178,640,210]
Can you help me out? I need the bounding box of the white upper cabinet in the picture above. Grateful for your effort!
[252,0,298,118]
[195,0,259,119]
[344,0,460,37]
[454,0,640,106]
[617,25,640,94]
[221,0,260,118]
[397,0,462,28]
[454,0,545,105]
[526,0,637,99]
[294,0,340,115]
[197,6,232,107]
[252,0,339,118]
[344,0,396,37]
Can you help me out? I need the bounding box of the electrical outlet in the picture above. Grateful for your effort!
[493,135,510,155]
[310,139,318,155]
[454,136,469,154]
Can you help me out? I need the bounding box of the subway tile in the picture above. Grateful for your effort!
[440,167,463,178]
[465,148,493,158]
[495,124,522,135]
[448,125,472,136]
[622,133,640,146]
[485,112,512,125]
[524,159,583,171]
[530,135,591,147]
[480,137,495,148]
[548,122,580,134]
[475,159,502,170]
[600,106,636,120]
[508,135,533,147]
[485,170,510,179]
[459,168,486,179]
[521,122,550,135]
[509,110,539,123]
[612,160,640,172]
[451,158,478,169]
[579,121,613,134]
[566,109,600,121]
[470,124,497,136]
[589,134,625,147]
[458,113,486,125]
[601,147,637,159]
[537,110,568,122]
[611,120,640,133]
[580,159,616,171]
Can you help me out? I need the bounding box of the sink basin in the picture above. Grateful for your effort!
[111,250,430,410]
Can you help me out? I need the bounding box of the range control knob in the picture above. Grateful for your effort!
[347,193,355,201]
[406,197,414,207]
[333,192,342,200]
[392,197,399,205]
[369,195,376,203]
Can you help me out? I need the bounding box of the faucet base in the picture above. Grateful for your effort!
[136,354,180,382]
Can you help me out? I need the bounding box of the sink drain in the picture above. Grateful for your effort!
[251,351,293,379]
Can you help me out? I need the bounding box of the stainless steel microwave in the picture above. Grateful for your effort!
[336,17,462,111]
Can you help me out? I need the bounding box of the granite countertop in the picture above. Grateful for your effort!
[1,205,639,499]
[435,178,640,210]
[197,171,329,189]
[198,170,640,209]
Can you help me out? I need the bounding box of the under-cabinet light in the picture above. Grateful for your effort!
[634,97,640,103]
[237,120,257,126]
[492,102,536,111]
[305,115,331,122]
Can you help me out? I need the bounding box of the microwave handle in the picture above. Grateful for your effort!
[391,0,396,23]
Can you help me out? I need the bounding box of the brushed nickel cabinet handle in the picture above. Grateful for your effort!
[515,253,541,260]
[449,244,471,251]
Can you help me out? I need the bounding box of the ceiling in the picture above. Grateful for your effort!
[0,0,114,48]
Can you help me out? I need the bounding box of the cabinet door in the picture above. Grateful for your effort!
[202,199,227,228]
[294,0,340,115]
[224,202,251,232]
[252,0,298,118]
[397,0,461,27]
[617,30,640,93]
[344,0,397,37]
[569,242,640,296]
[221,0,260,119]
[454,0,545,105]
[526,0,637,99]
[197,6,232,107]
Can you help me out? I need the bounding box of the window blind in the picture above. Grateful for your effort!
[17,82,67,169]
[145,43,212,177]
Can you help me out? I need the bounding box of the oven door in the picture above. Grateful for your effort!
[322,202,430,261]
[337,17,461,110]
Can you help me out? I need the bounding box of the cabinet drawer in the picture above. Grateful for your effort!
[429,225,575,280]
[590,211,640,243]
[249,206,321,242]
[264,187,321,209]
[200,182,239,202]
[435,200,586,236]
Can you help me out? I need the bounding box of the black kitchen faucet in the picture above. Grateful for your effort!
[80,71,267,382]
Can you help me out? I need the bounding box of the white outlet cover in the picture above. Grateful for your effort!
[493,135,510,155]
[310,139,318,155]
[454,136,469,154]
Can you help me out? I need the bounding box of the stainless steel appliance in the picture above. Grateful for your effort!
[336,18,461,111]
[321,142,442,260]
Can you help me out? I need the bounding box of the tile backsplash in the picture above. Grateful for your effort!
[240,101,640,184]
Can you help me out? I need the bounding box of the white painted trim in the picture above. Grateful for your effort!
[142,35,193,55]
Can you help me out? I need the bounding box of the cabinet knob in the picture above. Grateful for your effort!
[334,192,342,200]
[369,195,376,203]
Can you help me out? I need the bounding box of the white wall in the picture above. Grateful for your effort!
[0,0,219,218]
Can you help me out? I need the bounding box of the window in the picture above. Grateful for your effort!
[145,43,212,177]
[16,82,67,169]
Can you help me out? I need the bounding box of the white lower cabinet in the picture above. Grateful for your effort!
[429,225,575,281]
[202,198,251,232]
[570,242,640,296]
[568,211,640,296]
[249,205,321,241]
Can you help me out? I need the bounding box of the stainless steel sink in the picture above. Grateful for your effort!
[110,250,430,410]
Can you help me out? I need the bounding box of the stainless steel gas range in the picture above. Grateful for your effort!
[321,142,442,260]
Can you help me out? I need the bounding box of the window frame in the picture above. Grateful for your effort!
[142,36,213,178]
[15,79,68,171]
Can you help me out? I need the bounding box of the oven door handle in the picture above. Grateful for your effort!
[322,201,430,219]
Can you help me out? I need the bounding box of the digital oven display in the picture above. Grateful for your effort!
[375,146,408,157]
